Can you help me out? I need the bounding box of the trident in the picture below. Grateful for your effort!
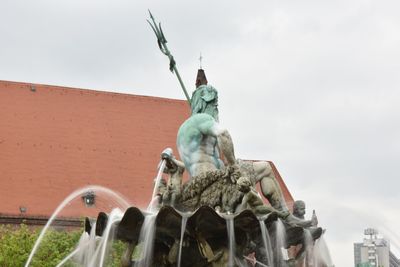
[147,10,191,105]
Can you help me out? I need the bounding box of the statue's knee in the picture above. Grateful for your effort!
[260,178,274,193]
[254,161,273,179]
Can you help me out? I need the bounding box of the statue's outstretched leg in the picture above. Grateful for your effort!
[253,161,319,228]
[253,161,290,217]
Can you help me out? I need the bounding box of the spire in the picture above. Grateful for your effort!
[199,53,203,69]
[195,69,208,88]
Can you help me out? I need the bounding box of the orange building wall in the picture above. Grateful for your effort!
[0,80,293,219]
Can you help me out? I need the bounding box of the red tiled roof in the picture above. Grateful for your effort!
[0,80,293,218]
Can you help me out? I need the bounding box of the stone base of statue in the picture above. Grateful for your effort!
[86,205,323,267]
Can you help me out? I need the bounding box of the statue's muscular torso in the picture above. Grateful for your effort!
[177,113,223,177]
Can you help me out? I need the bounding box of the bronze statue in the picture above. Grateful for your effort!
[92,11,328,267]
[293,200,318,227]
[236,176,286,217]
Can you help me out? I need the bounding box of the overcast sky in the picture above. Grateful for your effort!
[1,0,400,266]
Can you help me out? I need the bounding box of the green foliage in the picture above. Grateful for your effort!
[30,228,82,267]
[104,240,126,267]
[0,224,81,267]
[0,224,36,266]
[0,224,127,267]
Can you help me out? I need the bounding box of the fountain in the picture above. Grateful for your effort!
[25,11,333,267]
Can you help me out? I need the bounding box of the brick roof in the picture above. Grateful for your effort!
[0,80,293,218]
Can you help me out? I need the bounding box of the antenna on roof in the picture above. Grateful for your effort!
[147,10,191,105]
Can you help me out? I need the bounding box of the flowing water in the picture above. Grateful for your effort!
[134,213,157,267]
[259,220,273,266]
[147,159,167,212]
[55,245,83,267]
[275,219,288,266]
[74,221,98,266]
[25,186,130,267]
[225,215,236,267]
[96,209,123,267]
[79,209,123,267]
[25,159,166,267]
[53,208,123,267]
[129,159,166,266]
[24,167,334,267]
[177,213,190,267]
[303,229,315,266]
[313,234,333,267]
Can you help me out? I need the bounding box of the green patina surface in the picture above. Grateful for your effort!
[177,113,220,173]
[190,85,219,121]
